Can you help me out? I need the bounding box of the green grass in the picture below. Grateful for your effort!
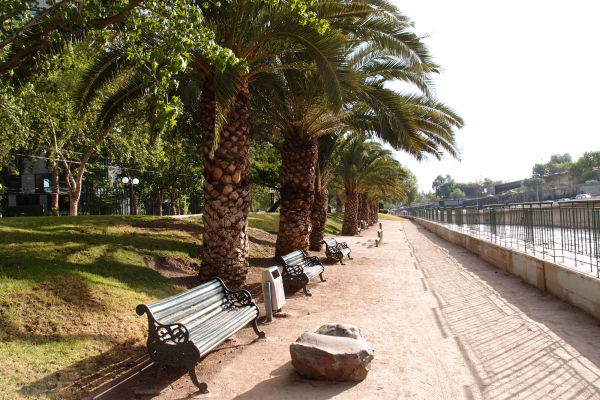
[0,211,348,399]
[324,212,343,234]
[378,213,404,221]
[0,215,202,400]
[247,212,280,232]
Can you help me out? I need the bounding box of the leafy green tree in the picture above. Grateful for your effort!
[569,151,600,182]
[449,188,465,200]
[532,153,573,178]
[432,174,456,198]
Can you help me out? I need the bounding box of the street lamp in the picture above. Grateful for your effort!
[122,176,140,215]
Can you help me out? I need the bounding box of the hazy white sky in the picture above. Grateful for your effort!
[388,0,600,191]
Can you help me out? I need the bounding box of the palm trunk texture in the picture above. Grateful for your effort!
[309,185,328,251]
[359,193,369,223]
[199,80,251,286]
[275,137,317,256]
[341,189,359,235]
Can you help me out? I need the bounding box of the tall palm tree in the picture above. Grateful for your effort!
[252,70,346,255]
[187,0,349,284]
[77,0,347,285]
[335,136,406,235]
[251,0,451,254]
[309,132,341,250]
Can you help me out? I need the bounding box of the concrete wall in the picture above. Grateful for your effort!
[409,217,600,320]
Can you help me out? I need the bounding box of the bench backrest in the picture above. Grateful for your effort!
[323,238,338,247]
[143,278,230,326]
[280,249,306,266]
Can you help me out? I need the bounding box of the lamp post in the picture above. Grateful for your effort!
[122,177,139,215]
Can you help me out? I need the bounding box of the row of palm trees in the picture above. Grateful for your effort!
[77,0,462,285]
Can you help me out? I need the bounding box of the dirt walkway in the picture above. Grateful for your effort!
[110,220,600,399]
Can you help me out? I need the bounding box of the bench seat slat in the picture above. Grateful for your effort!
[190,307,257,345]
[153,287,225,321]
[187,306,251,339]
[194,309,258,354]
[159,295,229,325]
[149,281,223,315]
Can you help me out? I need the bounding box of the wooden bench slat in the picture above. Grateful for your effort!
[187,307,251,339]
[322,237,352,265]
[149,281,222,314]
[160,295,228,326]
[279,250,325,296]
[195,311,257,354]
[136,278,264,393]
[192,308,257,347]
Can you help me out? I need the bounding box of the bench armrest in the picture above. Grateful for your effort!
[306,255,322,266]
[225,288,254,307]
[283,264,305,276]
[136,304,190,344]
[338,242,349,249]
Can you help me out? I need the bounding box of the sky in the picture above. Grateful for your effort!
[387,0,600,191]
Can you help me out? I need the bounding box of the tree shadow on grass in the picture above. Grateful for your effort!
[18,340,150,400]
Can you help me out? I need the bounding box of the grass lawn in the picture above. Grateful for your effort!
[0,212,345,399]
[378,213,404,221]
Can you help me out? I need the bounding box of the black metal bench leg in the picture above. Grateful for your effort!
[187,364,208,393]
[319,273,326,282]
[252,319,266,339]
[302,285,312,296]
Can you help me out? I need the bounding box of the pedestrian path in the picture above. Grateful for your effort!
[117,219,600,399]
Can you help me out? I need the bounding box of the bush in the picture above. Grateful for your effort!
[379,208,389,214]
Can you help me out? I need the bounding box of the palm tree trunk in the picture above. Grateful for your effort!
[199,79,251,286]
[372,201,379,223]
[309,171,328,252]
[359,193,369,223]
[341,189,359,235]
[275,137,317,256]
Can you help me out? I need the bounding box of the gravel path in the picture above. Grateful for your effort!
[114,219,600,399]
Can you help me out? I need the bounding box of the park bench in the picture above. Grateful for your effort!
[360,220,369,230]
[280,250,326,296]
[136,277,265,393]
[322,237,352,265]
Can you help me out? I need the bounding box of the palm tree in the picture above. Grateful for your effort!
[251,0,450,254]
[188,0,350,284]
[76,0,347,284]
[335,136,407,235]
[309,133,341,251]
[252,69,346,255]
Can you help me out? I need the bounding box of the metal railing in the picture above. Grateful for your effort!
[410,200,600,277]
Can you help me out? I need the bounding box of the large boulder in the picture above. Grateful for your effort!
[289,324,374,381]
[315,323,366,341]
